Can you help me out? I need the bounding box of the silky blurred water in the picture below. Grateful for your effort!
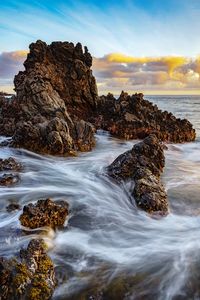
[1,95,200,299]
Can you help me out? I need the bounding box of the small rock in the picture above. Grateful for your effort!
[0,174,19,186]
[6,202,21,212]
[19,198,68,229]
[0,157,22,172]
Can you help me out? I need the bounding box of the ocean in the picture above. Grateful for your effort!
[1,95,200,299]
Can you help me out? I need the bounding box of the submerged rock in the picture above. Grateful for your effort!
[6,202,21,212]
[19,198,68,229]
[0,173,20,186]
[92,91,196,143]
[0,239,56,300]
[0,157,22,172]
[0,157,22,187]
[106,135,168,214]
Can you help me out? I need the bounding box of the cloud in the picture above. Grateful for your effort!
[0,50,27,80]
[0,48,200,95]
[93,53,200,94]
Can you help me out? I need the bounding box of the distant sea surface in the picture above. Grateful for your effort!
[1,95,200,299]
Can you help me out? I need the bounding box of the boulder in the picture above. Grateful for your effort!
[106,135,168,214]
[0,239,56,300]
[19,198,68,229]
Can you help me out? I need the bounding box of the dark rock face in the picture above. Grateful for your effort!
[0,239,56,300]
[92,91,196,143]
[0,40,97,155]
[106,135,168,214]
[20,40,98,117]
[19,198,68,229]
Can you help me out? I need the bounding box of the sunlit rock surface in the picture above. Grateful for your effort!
[20,198,68,229]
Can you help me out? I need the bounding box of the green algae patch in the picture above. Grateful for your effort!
[0,239,56,300]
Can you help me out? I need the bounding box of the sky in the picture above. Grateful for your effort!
[0,0,200,95]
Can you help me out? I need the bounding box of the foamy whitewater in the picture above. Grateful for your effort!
[1,95,200,299]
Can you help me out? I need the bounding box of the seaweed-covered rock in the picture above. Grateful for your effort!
[106,135,168,214]
[92,91,196,143]
[0,239,56,300]
[19,198,68,229]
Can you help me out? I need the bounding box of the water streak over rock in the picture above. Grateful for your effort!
[106,134,168,214]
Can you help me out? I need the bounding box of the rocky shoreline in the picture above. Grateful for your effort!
[0,40,195,156]
[0,40,196,299]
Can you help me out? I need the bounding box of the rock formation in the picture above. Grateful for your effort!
[0,239,56,300]
[91,91,196,143]
[0,40,97,155]
[0,40,196,156]
[106,135,168,214]
[19,198,68,229]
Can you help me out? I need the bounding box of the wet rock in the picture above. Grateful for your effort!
[0,238,56,300]
[19,198,68,229]
[0,157,22,172]
[106,135,169,214]
[6,202,21,212]
[92,91,196,143]
[133,168,168,214]
[107,134,165,180]
[0,40,97,155]
[0,173,20,186]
